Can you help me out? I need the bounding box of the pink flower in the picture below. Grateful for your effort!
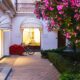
[75,9,78,13]
[62,0,68,2]
[63,3,68,7]
[70,0,75,6]
[75,40,79,44]
[41,10,47,19]
[74,13,80,21]
[74,13,79,20]
[57,5,63,11]
[57,17,62,21]
[49,6,54,11]
[63,29,65,32]
[76,4,80,7]
[43,15,48,19]
[59,11,64,14]
[73,32,77,37]
[44,0,49,7]
[66,33,71,39]
[76,26,80,30]
[51,18,55,26]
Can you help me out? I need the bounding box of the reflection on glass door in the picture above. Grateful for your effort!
[23,28,40,46]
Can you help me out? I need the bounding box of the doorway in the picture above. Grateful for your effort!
[58,31,66,48]
[23,28,41,51]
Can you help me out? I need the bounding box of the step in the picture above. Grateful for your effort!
[0,66,12,80]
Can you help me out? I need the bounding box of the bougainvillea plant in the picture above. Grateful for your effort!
[34,0,80,51]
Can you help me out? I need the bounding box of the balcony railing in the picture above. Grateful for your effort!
[16,3,35,13]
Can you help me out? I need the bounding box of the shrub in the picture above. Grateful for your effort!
[61,51,80,62]
[9,44,24,55]
[41,47,66,55]
[60,73,80,80]
[48,52,72,73]
[41,50,48,58]
[54,47,66,53]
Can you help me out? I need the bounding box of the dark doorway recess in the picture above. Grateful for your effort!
[58,31,66,48]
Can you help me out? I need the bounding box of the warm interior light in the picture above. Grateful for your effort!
[3,29,11,32]
[23,28,40,46]
[34,28,40,43]
[0,30,2,58]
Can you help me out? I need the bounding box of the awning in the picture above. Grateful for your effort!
[0,14,11,30]
[20,18,42,28]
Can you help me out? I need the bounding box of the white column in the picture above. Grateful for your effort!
[0,30,3,58]
[3,31,11,56]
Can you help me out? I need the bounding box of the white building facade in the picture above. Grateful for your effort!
[0,11,11,58]
[0,0,15,58]
[0,0,64,58]
[11,15,58,49]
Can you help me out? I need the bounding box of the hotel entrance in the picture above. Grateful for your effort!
[22,28,41,51]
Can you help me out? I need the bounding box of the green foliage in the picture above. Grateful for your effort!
[48,52,71,73]
[41,50,48,58]
[41,47,66,53]
[60,73,80,80]
[47,52,80,73]
[54,47,66,53]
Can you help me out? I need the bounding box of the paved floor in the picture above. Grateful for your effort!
[0,52,60,80]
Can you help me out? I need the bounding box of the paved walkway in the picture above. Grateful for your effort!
[0,52,60,80]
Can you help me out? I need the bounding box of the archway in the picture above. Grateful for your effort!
[20,18,42,51]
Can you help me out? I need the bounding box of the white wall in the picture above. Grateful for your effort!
[3,31,11,56]
[11,16,25,45]
[41,19,58,50]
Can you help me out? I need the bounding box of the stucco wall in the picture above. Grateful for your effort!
[11,16,26,44]
[40,19,58,50]
[3,31,11,56]
[11,16,58,50]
